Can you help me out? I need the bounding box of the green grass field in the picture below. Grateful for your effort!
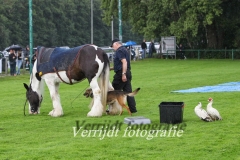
[1,59,240,160]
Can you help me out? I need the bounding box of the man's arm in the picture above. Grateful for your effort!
[121,58,127,74]
[121,58,127,82]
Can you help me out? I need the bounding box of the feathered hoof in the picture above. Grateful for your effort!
[48,109,63,117]
[87,110,102,117]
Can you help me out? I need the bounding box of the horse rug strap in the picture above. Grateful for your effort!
[36,45,87,83]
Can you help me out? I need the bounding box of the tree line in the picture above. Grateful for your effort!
[1,0,239,50]
[0,0,142,50]
[102,0,240,49]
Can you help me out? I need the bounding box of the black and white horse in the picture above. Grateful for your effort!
[23,44,113,117]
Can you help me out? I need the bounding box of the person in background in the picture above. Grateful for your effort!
[16,50,23,75]
[24,45,30,70]
[179,44,186,59]
[148,40,155,58]
[9,49,17,76]
[141,39,147,59]
[110,38,137,113]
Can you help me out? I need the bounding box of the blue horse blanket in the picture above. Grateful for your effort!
[36,45,84,75]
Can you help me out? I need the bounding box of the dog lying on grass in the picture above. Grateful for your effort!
[83,88,140,116]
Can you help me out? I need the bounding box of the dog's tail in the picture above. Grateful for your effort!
[127,88,140,97]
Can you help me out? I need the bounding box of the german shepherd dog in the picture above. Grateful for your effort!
[83,88,140,116]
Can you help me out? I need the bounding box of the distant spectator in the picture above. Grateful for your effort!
[179,44,186,59]
[141,39,147,59]
[9,49,16,76]
[25,45,30,70]
[24,45,30,57]
[16,50,23,75]
[148,40,155,58]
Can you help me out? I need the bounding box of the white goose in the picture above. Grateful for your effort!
[194,102,212,122]
[206,98,222,121]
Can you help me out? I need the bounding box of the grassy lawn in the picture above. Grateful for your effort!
[0,59,240,160]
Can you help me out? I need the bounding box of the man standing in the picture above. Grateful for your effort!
[148,40,155,58]
[24,45,30,70]
[179,44,186,59]
[110,39,137,113]
[9,49,17,76]
[141,39,147,59]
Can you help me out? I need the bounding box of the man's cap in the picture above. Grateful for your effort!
[110,38,120,47]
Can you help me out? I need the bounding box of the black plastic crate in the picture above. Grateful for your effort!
[159,102,184,124]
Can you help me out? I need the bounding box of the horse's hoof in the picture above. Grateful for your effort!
[48,110,63,117]
[87,111,102,117]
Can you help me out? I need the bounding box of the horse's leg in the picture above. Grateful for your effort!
[87,77,103,117]
[108,81,114,91]
[45,79,63,117]
[88,99,94,109]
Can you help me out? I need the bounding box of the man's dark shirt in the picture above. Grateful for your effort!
[113,46,131,72]
[141,42,147,49]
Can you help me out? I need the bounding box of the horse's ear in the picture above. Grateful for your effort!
[35,72,42,81]
[23,83,29,91]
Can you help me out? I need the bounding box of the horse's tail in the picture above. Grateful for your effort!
[99,53,110,111]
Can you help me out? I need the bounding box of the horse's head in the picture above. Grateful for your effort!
[23,83,42,114]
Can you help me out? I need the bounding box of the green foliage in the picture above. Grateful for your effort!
[0,0,142,50]
[101,0,240,49]
[1,0,240,50]
[1,59,240,159]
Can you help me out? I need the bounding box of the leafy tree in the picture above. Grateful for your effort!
[2,0,239,50]
[0,0,143,50]
[101,0,240,49]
